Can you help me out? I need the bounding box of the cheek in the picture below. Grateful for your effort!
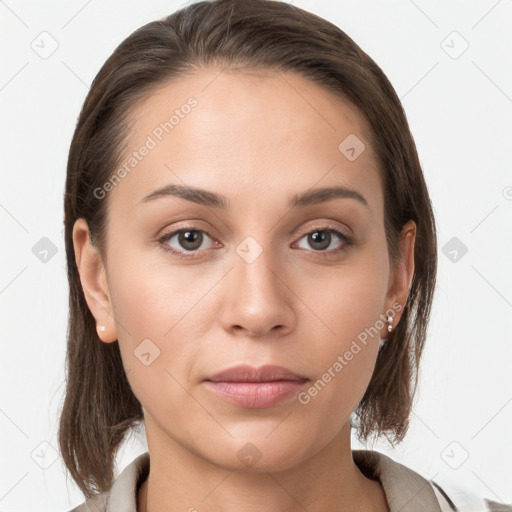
[107,241,215,342]
[296,251,388,348]
[110,271,200,427]
[292,253,387,419]
[105,244,218,409]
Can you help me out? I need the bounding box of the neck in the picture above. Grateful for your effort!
[137,417,389,512]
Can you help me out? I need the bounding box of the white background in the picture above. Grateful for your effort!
[1,0,511,510]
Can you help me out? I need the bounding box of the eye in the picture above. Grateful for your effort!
[295,227,353,253]
[157,225,354,260]
[157,227,217,259]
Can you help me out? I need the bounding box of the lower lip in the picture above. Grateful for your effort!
[203,380,307,409]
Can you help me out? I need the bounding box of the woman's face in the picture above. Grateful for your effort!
[75,67,415,471]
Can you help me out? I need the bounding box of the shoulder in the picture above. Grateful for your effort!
[67,452,150,512]
[430,479,512,512]
[352,449,512,512]
[68,491,109,512]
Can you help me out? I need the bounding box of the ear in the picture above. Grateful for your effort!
[383,219,416,333]
[72,218,118,343]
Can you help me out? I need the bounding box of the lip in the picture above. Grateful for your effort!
[203,364,309,409]
[205,364,308,383]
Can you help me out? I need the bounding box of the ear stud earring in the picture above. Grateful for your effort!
[386,314,394,333]
[98,325,106,332]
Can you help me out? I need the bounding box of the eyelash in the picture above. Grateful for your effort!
[157,225,354,260]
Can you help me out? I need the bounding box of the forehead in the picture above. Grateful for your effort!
[107,67,383,218]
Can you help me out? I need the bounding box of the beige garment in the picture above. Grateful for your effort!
[69,450,511,512]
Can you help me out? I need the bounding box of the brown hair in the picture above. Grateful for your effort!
[59,0,437,498]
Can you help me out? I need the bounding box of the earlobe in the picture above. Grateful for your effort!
[72,218,118,343]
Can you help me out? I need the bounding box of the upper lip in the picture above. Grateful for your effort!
[205,364,309,383]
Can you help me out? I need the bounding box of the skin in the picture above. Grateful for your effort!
[73,67,415,512]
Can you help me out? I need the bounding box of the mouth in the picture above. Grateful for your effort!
[203,364,309,409]
[205,364,309,383]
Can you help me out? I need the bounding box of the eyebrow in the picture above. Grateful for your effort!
[138,184,370,211]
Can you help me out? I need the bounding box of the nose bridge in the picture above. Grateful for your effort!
[234,233,282,299]
[221,232,295,335]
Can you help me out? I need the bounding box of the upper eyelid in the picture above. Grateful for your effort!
[295,224,352,240]
[160,223,351,239]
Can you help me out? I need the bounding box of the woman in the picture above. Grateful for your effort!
[59,0,510,510]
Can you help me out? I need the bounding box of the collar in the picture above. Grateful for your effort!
[83,450,442,512]
[352,449,441,511]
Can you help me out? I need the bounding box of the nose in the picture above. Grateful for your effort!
[220,242,296,338]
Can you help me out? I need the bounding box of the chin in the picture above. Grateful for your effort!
[204,436,310,474]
